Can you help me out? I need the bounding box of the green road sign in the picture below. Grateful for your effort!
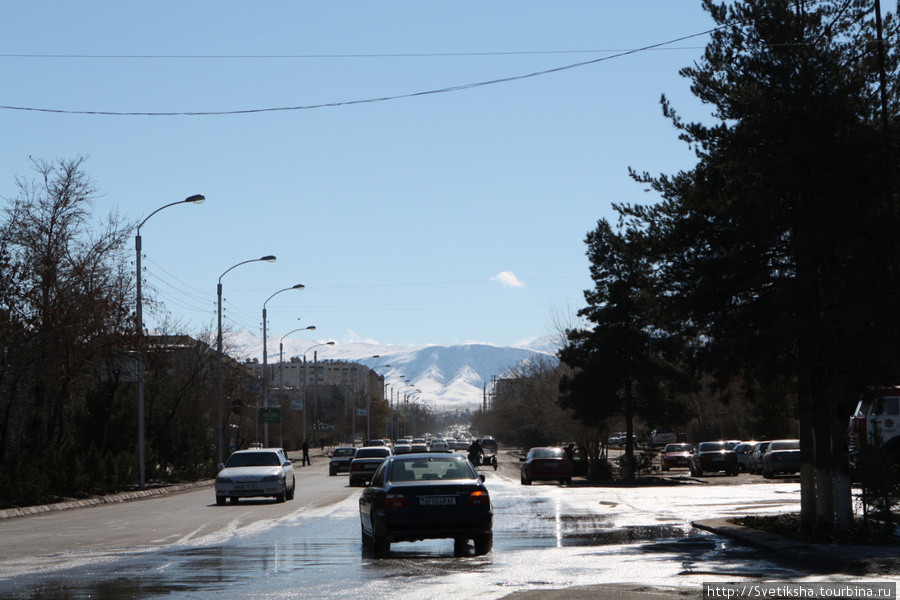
[258,407,281,424]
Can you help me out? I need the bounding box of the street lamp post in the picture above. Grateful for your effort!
[368,360,391,444]
[135,194,205,490]
[302,341,334,441]
[261,284,305,446]
[216,255,276,465]
[279,325,316,445]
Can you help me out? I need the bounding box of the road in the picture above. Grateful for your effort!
[0,452,886,600]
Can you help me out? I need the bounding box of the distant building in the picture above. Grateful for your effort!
[244,358,385,400]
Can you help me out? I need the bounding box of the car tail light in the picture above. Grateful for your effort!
[468,490,490,506]
[384,493,407,508]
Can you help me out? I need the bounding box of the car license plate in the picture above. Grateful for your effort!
[542,462,558,468]
[419,496,456,507]
[236,484,255,491]
[363,464,377,470]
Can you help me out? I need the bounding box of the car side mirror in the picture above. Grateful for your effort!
[480,474,486,481]
[216,463,224,471]
[519,457,526,462]
[283,461,291,467]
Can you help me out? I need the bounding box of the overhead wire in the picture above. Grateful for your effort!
[0,27,725,117]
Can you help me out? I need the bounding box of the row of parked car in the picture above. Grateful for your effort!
[660,439,801,478]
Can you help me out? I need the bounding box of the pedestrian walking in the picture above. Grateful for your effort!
[302,439,311,466]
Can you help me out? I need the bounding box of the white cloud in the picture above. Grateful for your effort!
[492,271,525,288]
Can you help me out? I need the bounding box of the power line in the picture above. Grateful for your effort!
[0,27,722,117]
[0,47,706,60]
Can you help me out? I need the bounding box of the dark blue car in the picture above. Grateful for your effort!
[359,453,493,557]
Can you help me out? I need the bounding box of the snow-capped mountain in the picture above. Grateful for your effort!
[223,330,560,408]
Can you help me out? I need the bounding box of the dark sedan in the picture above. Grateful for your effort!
[358,453,493,557]
[348,446,392,487]
[519,447,573,485]
[329,447,357,476]
[689,441,739,476]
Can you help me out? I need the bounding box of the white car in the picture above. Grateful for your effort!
[215,448,295,505]
[429,438,450,452]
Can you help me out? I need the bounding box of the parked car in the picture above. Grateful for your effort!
[215,447,295,505]
[329,447,357,476]
[607,432,637,447]
[733,442,758,473]
[349,447,393,486]
[660,443,694,471]
[750,441,772,474]
[358,453,493,557]
[689,441,739,476]
[649,430,677,448]
[519,447,573,485]
[762,439,801,478]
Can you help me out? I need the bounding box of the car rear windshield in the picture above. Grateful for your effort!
[225,452,282,467]
[355,448,390,458]
[698,442,728,452]
[390,457,476,482]
[770,440,800,450]
[532,448,565,459]
[333,448,356,457]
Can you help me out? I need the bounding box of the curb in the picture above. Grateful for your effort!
[693,518,900,575]
[0,479,214,520]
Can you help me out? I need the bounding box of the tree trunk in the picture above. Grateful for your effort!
[798,380,817,531]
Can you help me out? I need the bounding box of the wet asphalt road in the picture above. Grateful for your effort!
[0,452,879,600]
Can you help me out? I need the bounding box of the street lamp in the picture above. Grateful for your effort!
[216,255,276,465]
[303,341,335,438]
[261,284,305,446]
[279,325,316,445]
[368,360,391,443]
[135,194,205,490]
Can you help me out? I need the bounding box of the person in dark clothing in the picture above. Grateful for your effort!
[302,439,311,466]
[565,443,575,462]
[467,439,483,468]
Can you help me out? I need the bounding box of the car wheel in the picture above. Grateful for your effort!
[729,467,739,476]
[329,468,336,476]
[521,473,531,485]
[453,538,469,556]
[229,496,239,504]
[372,534,390,557]
[286,481,295,500]
[473,533,493,555]
[276,490,286,503]
[216,495,226,506]
[762,467,773,479]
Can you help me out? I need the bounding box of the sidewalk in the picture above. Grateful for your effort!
[693,518,900,576]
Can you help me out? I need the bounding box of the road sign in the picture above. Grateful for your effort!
[258,407,281,424]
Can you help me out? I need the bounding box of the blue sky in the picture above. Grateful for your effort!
[1,2,716,349]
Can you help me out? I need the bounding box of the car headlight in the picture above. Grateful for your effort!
[260,475,282,483]
[216,476,233,484]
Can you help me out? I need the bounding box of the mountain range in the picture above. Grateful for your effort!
[225,330,561,408]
